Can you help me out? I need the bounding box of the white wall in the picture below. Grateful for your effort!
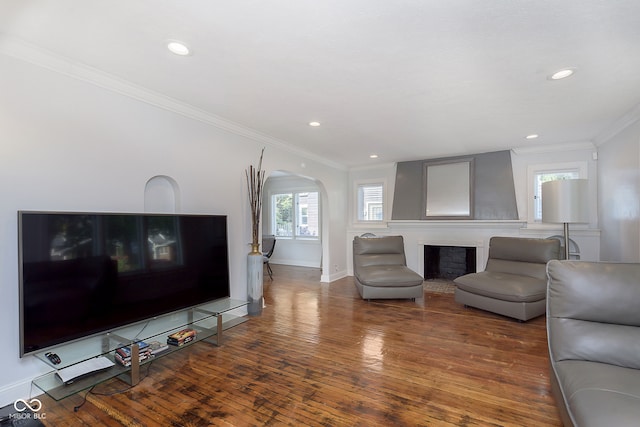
[598,120,640,262]
[0,53,347,405]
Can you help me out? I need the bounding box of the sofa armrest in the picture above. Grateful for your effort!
[547,260,640,369]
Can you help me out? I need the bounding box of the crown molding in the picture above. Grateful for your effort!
[0,33,347,171]
[593,102,640,146]
[511,141,596,155]
[348,161,397,172]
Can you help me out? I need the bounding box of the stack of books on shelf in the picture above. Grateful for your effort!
[114,341,152,367]
[147,340,170,355]
[167,328,196,346]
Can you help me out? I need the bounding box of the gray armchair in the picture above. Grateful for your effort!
[454,236,560,321]
[353,235,423,300]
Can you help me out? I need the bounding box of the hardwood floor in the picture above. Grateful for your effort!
[38,265,561,426]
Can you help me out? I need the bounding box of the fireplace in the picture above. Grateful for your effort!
[424,245,476,280]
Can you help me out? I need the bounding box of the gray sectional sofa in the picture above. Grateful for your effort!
[546,260,640,427]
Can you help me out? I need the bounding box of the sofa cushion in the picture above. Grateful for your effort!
[485,259,548,280]
[484,237,560,280]
[554,360,640,427]
[548,318,640,370]
[547,260,640,325]
[454,271,546,303]
[355,265,423,288]
[488,236,560,264]
[353,236,407,267]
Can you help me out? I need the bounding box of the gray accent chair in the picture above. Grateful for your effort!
[353,235,423,300]
[547,260,640,427]
[454,236,560,321]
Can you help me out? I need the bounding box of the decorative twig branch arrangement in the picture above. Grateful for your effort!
[245,148,266,252]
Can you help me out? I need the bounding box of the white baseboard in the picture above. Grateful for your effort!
[270,259,320,268]
[0,377,43,409]
[269,261,346,282]
[321,270,348,283]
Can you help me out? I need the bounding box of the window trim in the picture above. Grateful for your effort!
[527,161,587,223]
[270,190,320,240]
[354,179,386,223]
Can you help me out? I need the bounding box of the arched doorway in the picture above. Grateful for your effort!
[262,170,329,280]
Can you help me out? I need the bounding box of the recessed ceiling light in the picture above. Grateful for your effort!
[309,121,321,127]
[369,154,379,159]
[526,134,539,140]
[167,41,190,56]
[548,68,575,80]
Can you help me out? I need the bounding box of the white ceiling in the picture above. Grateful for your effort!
[1,0,640,167]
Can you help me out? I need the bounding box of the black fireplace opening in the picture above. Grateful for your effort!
[424,245,476,280]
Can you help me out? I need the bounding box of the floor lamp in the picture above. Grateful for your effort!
[541,179,588,260]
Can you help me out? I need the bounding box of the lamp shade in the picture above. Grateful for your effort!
[541,179,588,223]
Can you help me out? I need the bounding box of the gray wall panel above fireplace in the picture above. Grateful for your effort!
[391,159,424,220]
[392,150,518,220]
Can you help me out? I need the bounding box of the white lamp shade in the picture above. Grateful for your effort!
[542,179,589,223]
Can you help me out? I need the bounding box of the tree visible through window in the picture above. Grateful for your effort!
[273,192,319,238]
[274,193,293,237]
[357,183,384,221]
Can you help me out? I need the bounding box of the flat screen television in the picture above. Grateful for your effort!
[18,211,230,357]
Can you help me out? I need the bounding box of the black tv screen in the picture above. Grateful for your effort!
[18,211,230,356]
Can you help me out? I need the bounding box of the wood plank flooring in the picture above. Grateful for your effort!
[37,265,561,426]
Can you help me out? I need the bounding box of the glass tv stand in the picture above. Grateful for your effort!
[32,298,248,401]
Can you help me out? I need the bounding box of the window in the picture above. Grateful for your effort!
[272,191,319,238]
[273,193,293,236]
[295,192,319,236]
[357,183,384,221]
[530,165,582,222]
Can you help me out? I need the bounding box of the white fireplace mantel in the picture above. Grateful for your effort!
[389,219,527,229]
[347,219,600,277]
